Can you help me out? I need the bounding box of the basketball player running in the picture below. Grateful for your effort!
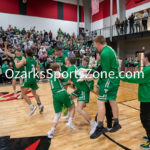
[55,47,69,117]
[14,49,44,116]
[4,42,24,98]
[47,63,76,138]
[89,36,121,139]
[65,57,97,135]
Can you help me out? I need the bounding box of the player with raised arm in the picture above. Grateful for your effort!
[4,42,24,98]
[14,49,44,116]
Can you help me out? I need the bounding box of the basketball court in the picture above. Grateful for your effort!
[0,81,144,150]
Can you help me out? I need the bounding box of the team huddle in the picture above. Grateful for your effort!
[3,35,150,149]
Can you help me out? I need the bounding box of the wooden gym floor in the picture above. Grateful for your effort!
[0,81,145,150]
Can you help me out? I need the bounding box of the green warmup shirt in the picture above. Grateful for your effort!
[96,46,120,101]
[96,61,101,86]
[99,45,120,85]
[56,55,67,73]
[125,60,128,65]
[121,65,150,102]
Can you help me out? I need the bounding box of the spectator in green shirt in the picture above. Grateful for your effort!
[121,51,150,149]
[2,60,9,73]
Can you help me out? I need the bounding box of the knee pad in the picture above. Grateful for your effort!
[53,113,61,123]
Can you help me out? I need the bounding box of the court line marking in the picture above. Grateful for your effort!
[69,86,132,150]
[103,133,131,150]
[119,102,140,111]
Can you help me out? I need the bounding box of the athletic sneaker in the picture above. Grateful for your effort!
[47,131,54,138]
[110,123,121,133]
[14,92,17,98]
[62,116,69,120]
[140,141,150,149]
[106,127,112,132]
[90,126,107,139]
[39,105,44,114]
[66,122,76,130]
[29,105,37,116]
[90,121,97,135]
[143,136,149,141]
[17,95,22,99]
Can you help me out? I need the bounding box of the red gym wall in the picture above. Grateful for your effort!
[27,0,58,19]
[0,0,19,14]
[126,0,150,10]
[92,0,149,22]
[0,0,84,22]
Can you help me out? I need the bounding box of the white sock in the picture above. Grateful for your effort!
[50,127,55,133]
[30,104,34,108]
[14,90,17,94]
[67,112,70,117]
[90,120,95,126]
[68,117,73,124]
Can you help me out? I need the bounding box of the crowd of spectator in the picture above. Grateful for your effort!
[115,10,150,35]
[124,56,141,73]
[0,25,96,84]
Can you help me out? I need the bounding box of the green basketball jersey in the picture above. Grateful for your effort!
[65,65,90,91]
[50,72,64,94]
[24,57,37,79]
[56,55,67,73]
[65,65,79,88]
[14,55,24,72]
[79,65,94,91]
[78,65,89,69]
